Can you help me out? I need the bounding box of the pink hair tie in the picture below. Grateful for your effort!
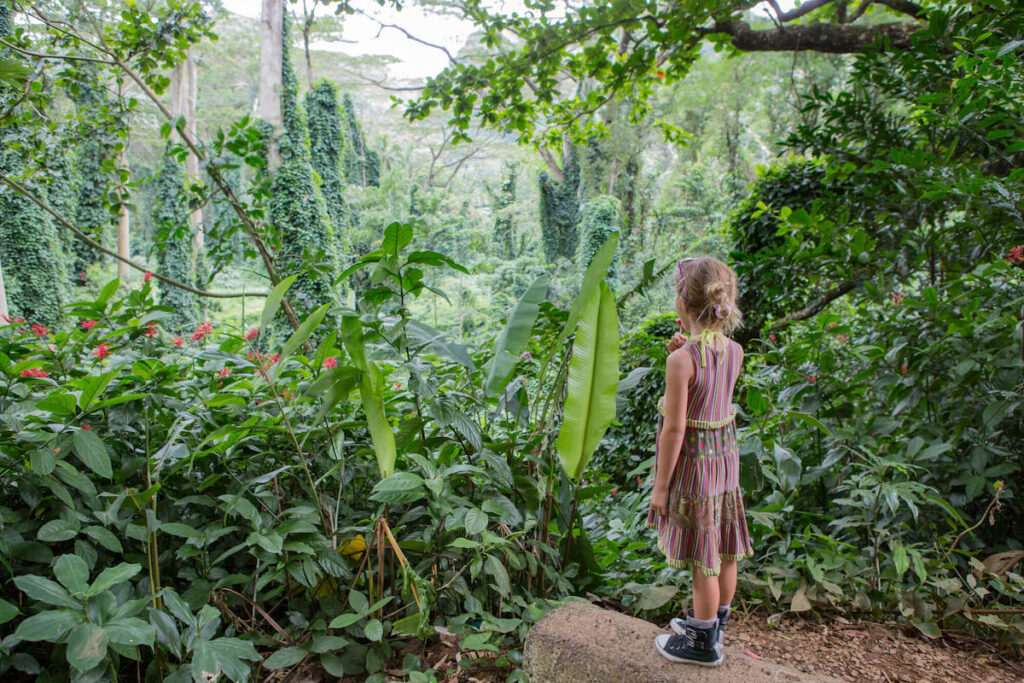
[714,304,730,319]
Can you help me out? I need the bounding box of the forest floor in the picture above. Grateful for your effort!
[317,608,1024,682]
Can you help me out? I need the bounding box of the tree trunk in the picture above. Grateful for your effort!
[116,158,131,283]
[185,48,203,251]
[0,253,9,321]
[260,0,284,170]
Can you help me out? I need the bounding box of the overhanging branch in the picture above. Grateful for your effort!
[0,172,267,299]
[711,19,919,53]
[767,279,860,332]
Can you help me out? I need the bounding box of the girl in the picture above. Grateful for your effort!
[647,256,753,667]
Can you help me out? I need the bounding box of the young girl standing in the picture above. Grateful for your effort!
[647,256,753,667]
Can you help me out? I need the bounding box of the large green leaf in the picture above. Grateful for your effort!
[540,233,618,379]
[53,555,89,596]
[259,274,299,334]
[556,281,619,480]
[279,303,330,367]
[485,274,548,399]
[72,429,112,479]
[66,623,109,672]
[86,563,141,597]
[13,575,81,609]
[360,364,396,478]
[14,610,80,642]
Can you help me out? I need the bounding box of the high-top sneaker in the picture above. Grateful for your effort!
[670,606,729,648]
[654,618,722,667]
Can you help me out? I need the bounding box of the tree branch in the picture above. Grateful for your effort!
[767,279,860,331]
[769,0,836,23]
[0,173,266,299]
[712,19,919,53]
[874,0,925,18]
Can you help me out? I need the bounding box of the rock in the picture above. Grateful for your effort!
[523,602,844,683]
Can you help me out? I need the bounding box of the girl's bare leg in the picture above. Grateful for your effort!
[718,559,738,607]
[691,569,720,620]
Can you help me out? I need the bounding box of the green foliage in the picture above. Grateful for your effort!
[577,195,620,279]
[305,79,352,264]
[0,151,68,327]
[538,147,581,262]
[341,93,380,188]
[152,153,198,329]
[729,159,831,338]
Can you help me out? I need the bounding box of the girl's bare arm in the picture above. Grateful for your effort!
[652,349,694,514]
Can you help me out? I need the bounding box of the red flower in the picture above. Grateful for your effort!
[323,356,338,369]
[828,322,838,329]
[900,363,908,374]
[269,353,280,365]
[81,424,90,430]
[81,320,97,330]
[656,71,665,80]
[768,334,777,342]
[244,328,259,341]
[837,335,849,343]
[191,321,214,343]
[31,324,49,338]
[79,272,87,282]
[172,337,183,347]
[92,343,111,360]
[144,322,158,338]
[144,271,154,283]
[1006,245,1024,263]
[610,488,619,497]
[20,368,48,378]
[804,374,818,383]
[217,367,232,379]
[890,291,905,306]
[14,317,23,324]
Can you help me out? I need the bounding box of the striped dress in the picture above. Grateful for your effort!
[646,331,753,576]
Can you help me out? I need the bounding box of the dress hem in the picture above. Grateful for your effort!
[646,520,752,576]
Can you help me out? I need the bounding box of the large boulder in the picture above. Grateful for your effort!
[523,602,842,683]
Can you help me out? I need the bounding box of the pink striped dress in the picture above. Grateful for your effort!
[646,332,753,576]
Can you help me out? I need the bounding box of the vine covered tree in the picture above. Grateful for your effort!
[268,10,340,318]
[341,92,380,188]
[491,163,517,260]
[538,145,581,262]
[577,195,620,279]
[305,79,352,264]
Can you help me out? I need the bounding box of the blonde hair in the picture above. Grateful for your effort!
[675,256,743,333]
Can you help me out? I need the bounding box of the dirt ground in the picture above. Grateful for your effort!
[309,608,1024,682]
[712,612,1022,683]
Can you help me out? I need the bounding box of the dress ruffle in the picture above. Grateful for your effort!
[647,423,753,576]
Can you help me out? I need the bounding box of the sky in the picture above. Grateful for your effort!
[221,0,792,81]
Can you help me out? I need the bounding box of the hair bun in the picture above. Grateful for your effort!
[704,280,731,304]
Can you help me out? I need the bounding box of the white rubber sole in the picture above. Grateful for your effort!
[654,634,723,667]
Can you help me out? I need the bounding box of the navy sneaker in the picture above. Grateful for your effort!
[670,606,729,648]
[654,619,722,667]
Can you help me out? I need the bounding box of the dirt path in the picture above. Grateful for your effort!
[720,613,1022,683]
